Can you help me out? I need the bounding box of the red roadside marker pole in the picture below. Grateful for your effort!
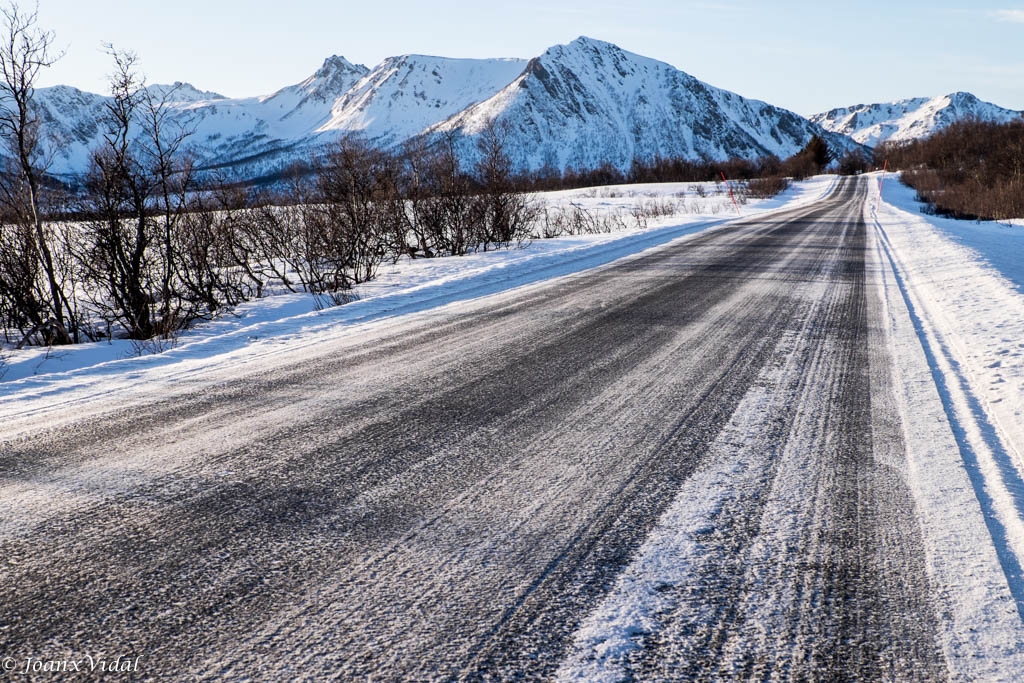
[876,159,889,212]
[720,171,741,215]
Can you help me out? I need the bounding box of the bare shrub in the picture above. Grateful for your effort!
[633,197,677,219]
[746,176,791,199]
[837,149,870,176]
[175,202,256,315]
[125,334,176,357]
[412,132,479,257]
[884,119,1024,220]
[312,135,398,286]
[474,121,541,250]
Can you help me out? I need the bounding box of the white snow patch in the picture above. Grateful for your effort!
[868,173,1024,677]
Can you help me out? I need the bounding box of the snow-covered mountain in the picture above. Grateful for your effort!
[429,37,857,171]
[811,92,1023,147]
[319,55,528,147]
[29,37,859,181]
[146,82,226,104]
[34,55,372,177]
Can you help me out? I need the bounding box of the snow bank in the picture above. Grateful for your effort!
[874,175,1024,485]
[870,172,1024,675]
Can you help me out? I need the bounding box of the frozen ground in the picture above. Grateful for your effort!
[0,176,833,417]
[555,175,1024,682]
[879,179,1024,294]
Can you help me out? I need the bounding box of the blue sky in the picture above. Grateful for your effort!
[34,0,1024,115]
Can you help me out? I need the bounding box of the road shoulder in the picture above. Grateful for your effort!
[866,186,1024,680]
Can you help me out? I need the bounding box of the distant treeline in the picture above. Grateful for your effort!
[253,132,864,196]
[879,118,1024,221]
[509,136,869,192]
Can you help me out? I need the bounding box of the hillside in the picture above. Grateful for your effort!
[811,92,1023,147]
[430,37,858,172]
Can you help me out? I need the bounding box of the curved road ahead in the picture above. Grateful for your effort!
[1,177,953,680]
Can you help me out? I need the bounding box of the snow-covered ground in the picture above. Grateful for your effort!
[871,175,1024,494]
[868,174,1024,675]
[0,177,834,418]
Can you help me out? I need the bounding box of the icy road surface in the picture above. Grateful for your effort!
[2,176,1022,680]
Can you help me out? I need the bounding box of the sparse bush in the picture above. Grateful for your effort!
[882,118,1024,220]
[633,197,678,218]
[175,201,256,314]
[405,132,480,257]
[837,149,870,176]
[474,121,541,250]
[312,135,398,286]
[747,176,791,198]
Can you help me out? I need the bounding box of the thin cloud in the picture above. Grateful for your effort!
[992,9,1024,23]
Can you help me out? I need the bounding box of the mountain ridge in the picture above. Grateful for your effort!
[27,37,1010,181]
[427,37,858,171]
[810,92,1023,147]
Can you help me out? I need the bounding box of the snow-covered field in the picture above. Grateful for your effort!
[0,177,834,417]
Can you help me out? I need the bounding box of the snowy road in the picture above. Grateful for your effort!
[2,176,1021,680]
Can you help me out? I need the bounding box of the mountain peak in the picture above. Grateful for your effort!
[265,54,370,107]
[546,36,626,59]
[431,37,853,173]
[315,55,366,78]
[146,81,226,103]
[568,35,613,49]
[318,52,528,144]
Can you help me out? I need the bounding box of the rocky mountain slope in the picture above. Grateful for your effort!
[429,37,858,172]
[811,92,1023,147]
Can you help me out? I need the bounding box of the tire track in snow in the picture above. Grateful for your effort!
[557,179,946,682]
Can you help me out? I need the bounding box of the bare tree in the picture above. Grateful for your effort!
[417,131,478,256]
[474,120,538,250]
[75,46,214,340]
[137,79,197,328]
[397,137,437,258]
[312,135,398,288]
[0,1,73,344]
[76,47,159,339]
